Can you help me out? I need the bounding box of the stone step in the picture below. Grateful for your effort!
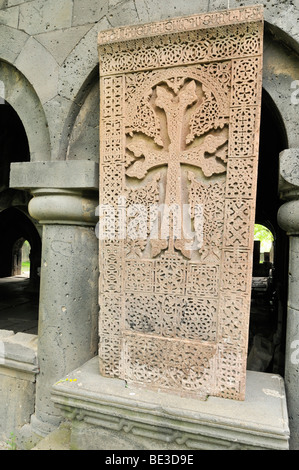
[32,425,71,451]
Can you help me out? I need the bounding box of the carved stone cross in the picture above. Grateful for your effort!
[126,79,228,258]
[99,7,264,401]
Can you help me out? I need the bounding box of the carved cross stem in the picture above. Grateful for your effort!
[126,80,227,258]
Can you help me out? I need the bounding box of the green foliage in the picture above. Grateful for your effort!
[254,224,274,253]
[6,432,17,450]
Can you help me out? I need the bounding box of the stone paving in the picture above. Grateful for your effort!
[0,277,39,335]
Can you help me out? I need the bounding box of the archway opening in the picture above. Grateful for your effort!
[21,240,31,278]
[0,208,41,334]
[247,89,289,376]
[11,238,31,278]
[254,224,274,267]
[0,100,40,334]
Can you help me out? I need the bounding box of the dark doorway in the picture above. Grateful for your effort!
[0,100,30,191]
[0,101,40,334]
[248,89,289,376]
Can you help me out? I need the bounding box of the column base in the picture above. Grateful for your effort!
[16,412,63,450]
[51,357,290,451]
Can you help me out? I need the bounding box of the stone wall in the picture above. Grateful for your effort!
[1,0,299,450]
[0,331,38,439]
[0,0,299,165]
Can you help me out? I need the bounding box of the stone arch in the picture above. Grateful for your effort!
[58,23,99,104]
[63,65,99,162]
[0,60,51,162]
[262,21,299,149]
[0,25,57,161]
[0,100,30,193]
[257,87,288,225]
[55,20,104,161]
[58,15,299,163]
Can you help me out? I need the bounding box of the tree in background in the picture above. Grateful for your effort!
[254,224,274,262]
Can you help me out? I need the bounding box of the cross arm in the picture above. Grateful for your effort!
[126,141,168,179]
[181,133,228,177]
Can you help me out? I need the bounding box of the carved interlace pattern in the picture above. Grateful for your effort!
[99,6,263,400]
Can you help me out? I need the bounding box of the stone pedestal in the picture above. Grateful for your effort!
[10,161,99,437]
[51,357,289,450]
[277,148,299,450]
[0,331,38,439]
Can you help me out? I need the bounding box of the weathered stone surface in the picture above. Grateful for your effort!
[0,5,19,28]
[32,423,71,450]
[42,94,75,161]
[0,331,38,439]
[277,146,299,450]
[132,0,210,24]
[0,60,51,161]
[0,372,36,439]
[32,223,98,434]
[10,161,99,191]
[72,0,108,27]
[98,6,264,401]
[7,0,29,6]
[1,333,38,370]
[15,37,59,104]
[0,0,298,170]
[0,25,28,63]
[0,330,38,372]
[0,330,14,341]
[279,148,299,195]
[10,179,100,437]
[52,357,289,450]
[278,200,299,235]
[285,303,299,449]
[57,24,99,102]
[278,149,299,235]
[0,0,298,451]
[19,0,73,35]
[67,82,99,162]
[34,25,93,66]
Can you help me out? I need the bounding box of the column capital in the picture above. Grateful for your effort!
[279,148,299,201]
[278,149,299,235]
[9,161,99,226]
[28,188,98,226]
[278,200,299,235]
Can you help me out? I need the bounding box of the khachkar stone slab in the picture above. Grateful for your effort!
[98,6,264,401]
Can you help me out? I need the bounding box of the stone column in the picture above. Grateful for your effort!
[277,149,299,450]
[10,161,99,437]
